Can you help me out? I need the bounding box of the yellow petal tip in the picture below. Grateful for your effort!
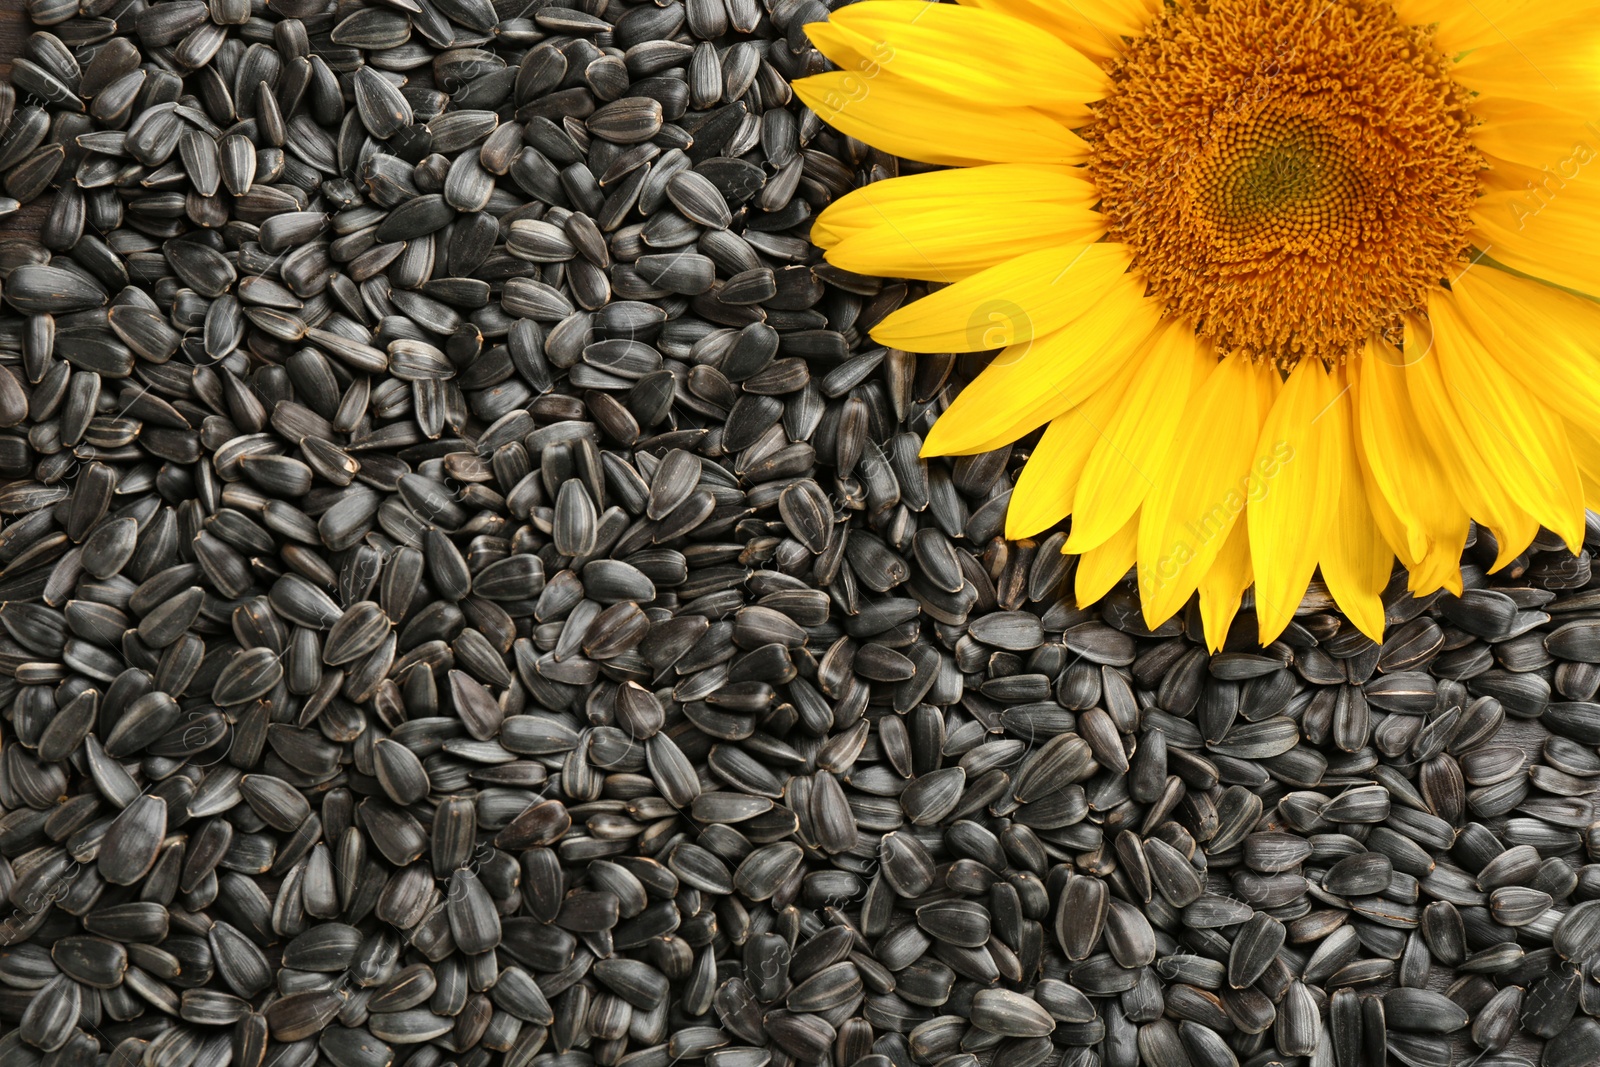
[1349,610,1386,644]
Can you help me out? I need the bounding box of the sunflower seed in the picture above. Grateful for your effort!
[971,988,1056,1038]
[98,795,166,885]
[1384,988,1469,1033]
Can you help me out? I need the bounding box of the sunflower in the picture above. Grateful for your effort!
[793,0,1600,649]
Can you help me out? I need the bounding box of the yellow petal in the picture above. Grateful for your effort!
[1471,157,1600,298]
[1248,360,1342,645]
[1451,267,1600,431]
[1568,419,1600,482]
[813,1,1108,117]
[1354,337,1470,572]
[1197,517,1252,653]
[1075,510,1139,607]
[1393,0,1600,54]
[1349,391,1465,597]
[1427,292,1586,551]
[1453,15,1600,116]
[920,279,1162,456]
[812,164,1097,250]
[1565,420,1600,510]
[824,204,1105,282]
[958,0,1159,61]
[1065,319,1213,553]
[1403,314,1540,569]
[1319,367,1392,643]
[1136,353,1277,630]
[871,243,1131,354]
[1474,238,1600,301]
[1467,97,1600,172]
[1004,373,1138,540]
[792,71,1089,168]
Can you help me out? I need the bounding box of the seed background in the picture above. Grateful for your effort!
[0,15,53,239]
[0,3,1586,1066]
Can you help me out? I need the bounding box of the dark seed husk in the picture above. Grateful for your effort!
[1384,988,1470,1033]
[98,795,166,885]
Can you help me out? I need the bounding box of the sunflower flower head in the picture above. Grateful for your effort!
[795,0,1600,650]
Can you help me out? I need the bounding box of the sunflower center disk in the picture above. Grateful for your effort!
[1088,0,1483,365]
[1203,110,1360,247]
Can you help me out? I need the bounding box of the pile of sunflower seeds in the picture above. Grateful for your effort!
[1,1,1600,1067]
